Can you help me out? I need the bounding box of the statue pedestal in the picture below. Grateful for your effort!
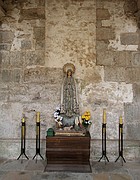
[45,132,91,172]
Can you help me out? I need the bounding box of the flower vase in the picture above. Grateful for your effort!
[82,123,89,133]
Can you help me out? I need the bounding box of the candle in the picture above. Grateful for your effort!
[22,117,25,123]
[119,116,123,124]
[103,109,106,124]
[36,112,40,122]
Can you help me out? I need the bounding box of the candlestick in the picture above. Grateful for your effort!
[115,116,126,164]
[22,126,25,137]
[98,119,109,163]
[119,116,123,124]
[103,109,106,124]
[33,112,44,160]
[17,115,29,160]
[36,112,40,122]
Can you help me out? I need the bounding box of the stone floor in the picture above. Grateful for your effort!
[0,158,140,180]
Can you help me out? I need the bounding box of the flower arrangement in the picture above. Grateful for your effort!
[54,107,63,128]
[81,111,92,129]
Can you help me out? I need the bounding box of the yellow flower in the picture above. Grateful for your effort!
[82,111,90,121]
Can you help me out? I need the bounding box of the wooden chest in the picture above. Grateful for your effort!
[45,133,91,172]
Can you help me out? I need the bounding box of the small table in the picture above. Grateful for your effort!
[45,132,91,172]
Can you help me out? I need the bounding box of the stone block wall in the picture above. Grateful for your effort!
[0,0,139,162]
[96,0,140,161]
[0,0,47,158]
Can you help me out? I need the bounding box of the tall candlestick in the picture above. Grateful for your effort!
[36,112,40,122]
[22,126,25,137]
[119,116,123,124]
[103,109,106,124]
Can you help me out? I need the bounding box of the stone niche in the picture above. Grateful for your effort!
[0,0,139,162]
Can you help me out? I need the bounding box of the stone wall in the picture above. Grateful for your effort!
[0,0,140,162]
[0,0,47,158]
[96,0,140,161]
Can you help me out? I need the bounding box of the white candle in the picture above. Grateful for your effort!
[119,116,123,124]
[36,112,40,122]
[103,109,106,124]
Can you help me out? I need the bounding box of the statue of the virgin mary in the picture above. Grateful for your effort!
[61,63,79,115]
[59,63,81,130]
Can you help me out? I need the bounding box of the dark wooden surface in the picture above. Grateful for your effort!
[45,132,91,172]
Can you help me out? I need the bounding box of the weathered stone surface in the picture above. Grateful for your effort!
[0,140,21,159]
[132,52,140,67]
[33,27,45,49]
[8,84,29,102]
[102,0,138,51]
[124,0,138,17]
[97,27,115,40]
[0,172,32,180]
[104,66,126,82]
[0,51,10,68]
[0,31,14,43]
[0,91,9,101]
[18,0,45,9]
[126,67,140,83]
[19,8,45,22]
[133,83,140,102]
[96,40,109,51]
[96,20,102,28]
[9,51,25,68]
[96,0,104,8]
[0,44,11,51]
[45,0,96,72]
[0,53,1,66]
[97,51,132,67]
[94,173,109,180]
[120,33,139,45]
[35,40,45,50]
[12,69,21,82]
[24,67,46,82]
[21,40,31,50]
[2,69,12,82]
[96,8,111,20]
[125,142,140,161]
[12,53,24,67]
[25,50,45,66]
[105,66,140,83]
[33,27,45,41]
[110,174,131,180]
[1,69,21,83]
[126,123,140,140]
[101,19,112,27]
[24,67,63,84]
[124,103,140,123]
[29,19,45,28]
